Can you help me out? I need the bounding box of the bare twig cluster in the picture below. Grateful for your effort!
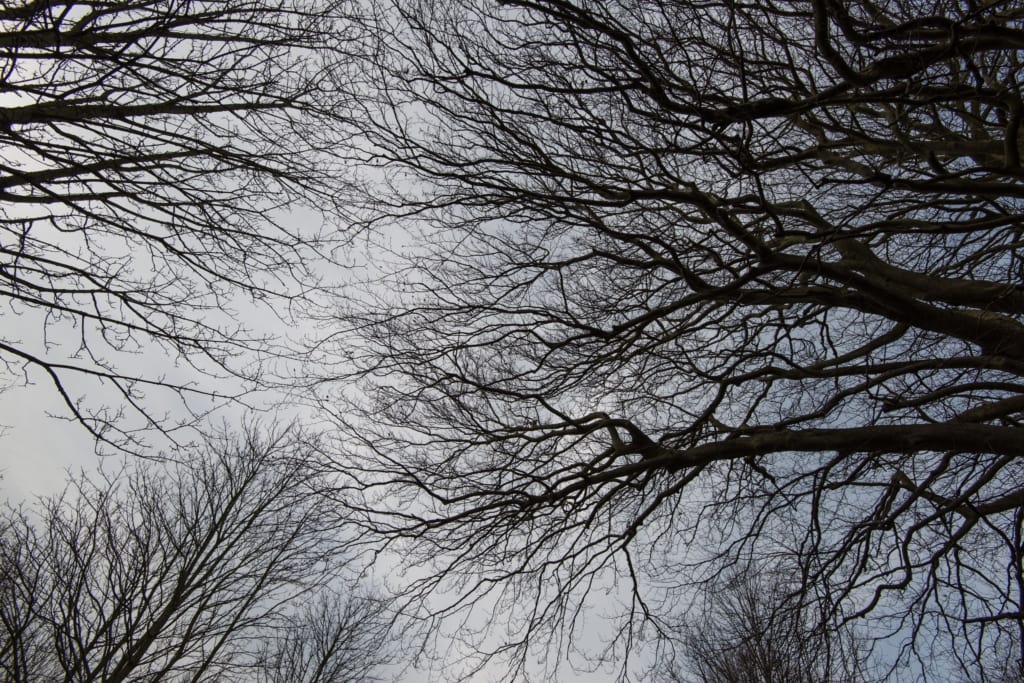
[0,0,360,450]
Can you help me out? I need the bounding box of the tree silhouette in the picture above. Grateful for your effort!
[255,592,392,683]
[320,0,1024,678]
[0,0,358,451]
[658,567,873,683]
[0,425,390,683]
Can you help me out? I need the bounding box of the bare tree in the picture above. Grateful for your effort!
[316,0,1024,678]
[657,567,873,683]
[255,592,392,683]
[0,425,391,683]
[0,0,360,451]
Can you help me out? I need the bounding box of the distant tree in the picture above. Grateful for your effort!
[0,0,358,451]
[0,425,391,683]
[971,656,1024,683]
[959,637,1024,683]
[255,592,392,683]
[319,0,1024,678]
[657,568,873,683]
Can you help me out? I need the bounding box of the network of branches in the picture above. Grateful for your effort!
[0,426,390,683]
[0,0,357,451]
[313,0,1024,679]
[3,0,1024,680]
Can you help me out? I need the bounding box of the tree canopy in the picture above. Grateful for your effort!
[315,0,1024,678]
[5,0,1024,679]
